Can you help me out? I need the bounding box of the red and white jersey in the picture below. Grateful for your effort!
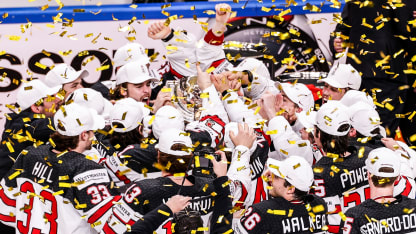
[162,27,198,78]
[227,145,269,211]
[394,175,416,198]
[101,176,216,234]
[313,146,372,233]
[311,143,324,165]
[0,178,98,234]
[221,91,263,125]
[0,145,138,234]
[165,28,232,79]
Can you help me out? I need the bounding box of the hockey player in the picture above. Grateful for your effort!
[313,101,372,233]
[101,61,229,187]
[222,57,278,101]
[0,79,62,233]
[65,88,113,125]
[255,82,314,126]
[236,156,328,233]
[102,97,162,186]
[223,122,270,210]
[0,80,61,179]
[317,64,361,104]
[113,42,150,73]
[147,3,234,82]
[0,103,133,233]
[339,147,416,234]
[128,143,234,234]
[44,63,89,99]
[103,128,220,233]
[346,102,416,198]
[110,60,171,114]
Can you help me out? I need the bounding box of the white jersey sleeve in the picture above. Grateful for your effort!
[222,91,263,124]
[196,29,227,72]
[200,85,228,123]
[162,28,198,77]
[227,145,252,207]
[242,74,276,101]
[394,175,416,198]
[322,195,343,233]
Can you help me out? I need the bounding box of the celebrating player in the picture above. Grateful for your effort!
[236,156,328,233]
[339,147,416,234]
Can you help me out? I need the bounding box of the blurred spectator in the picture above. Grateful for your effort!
[329,0,409,139]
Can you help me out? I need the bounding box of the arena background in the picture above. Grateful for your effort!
[0,0,343,133]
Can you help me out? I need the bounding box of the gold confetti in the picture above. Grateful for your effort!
[204,10,216,15]
[90,10,102,15]
[385,103,394,111]
[158,209,170,216]
[267,209,286,215]
[96,65,110,71]
[313,205,325,213]
[339,212,347,221]
[53,190,64,196]
[8,170,21,180]
[59,175,69,180]
[200,92,210,98]
[40,4,49,11]
[91,33,101,44]
[161,10,170,17]
[161,88,172,93]
[303,3,321,12]
[330,165,340,173]
[148,115,155,126]
[266,130,278,135]
[266,21,275,28]
[7,35,21,41]
[313,167,324,173]
[261,6,272,12]
[58,50,72,56]
[59,182,71,188]
[355,147,364,160]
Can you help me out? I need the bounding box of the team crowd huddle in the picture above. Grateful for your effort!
[0,2,416,234]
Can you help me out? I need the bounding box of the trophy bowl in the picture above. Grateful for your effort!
[166,76,203,123]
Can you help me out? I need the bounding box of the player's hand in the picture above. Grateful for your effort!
[212,3,231,36]
[229,122,256,149]
[229,79,242,91]
[211,150,228,177]
[166,195,191,214]
[333,37,344,53]
[196,63,212,91]
[256,91,279,120]
[150,87,172,113]
[148,21,171,40]
[215,3,231,25]
[381,138,404,151]
[211,73,231,93]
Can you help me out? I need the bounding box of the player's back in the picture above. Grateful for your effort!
[0,145,114,234]
[342,195,416,234]
[314,146,371,209]
[313,146,372,233]
[238,195,328,234]
[120,176,216,234]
